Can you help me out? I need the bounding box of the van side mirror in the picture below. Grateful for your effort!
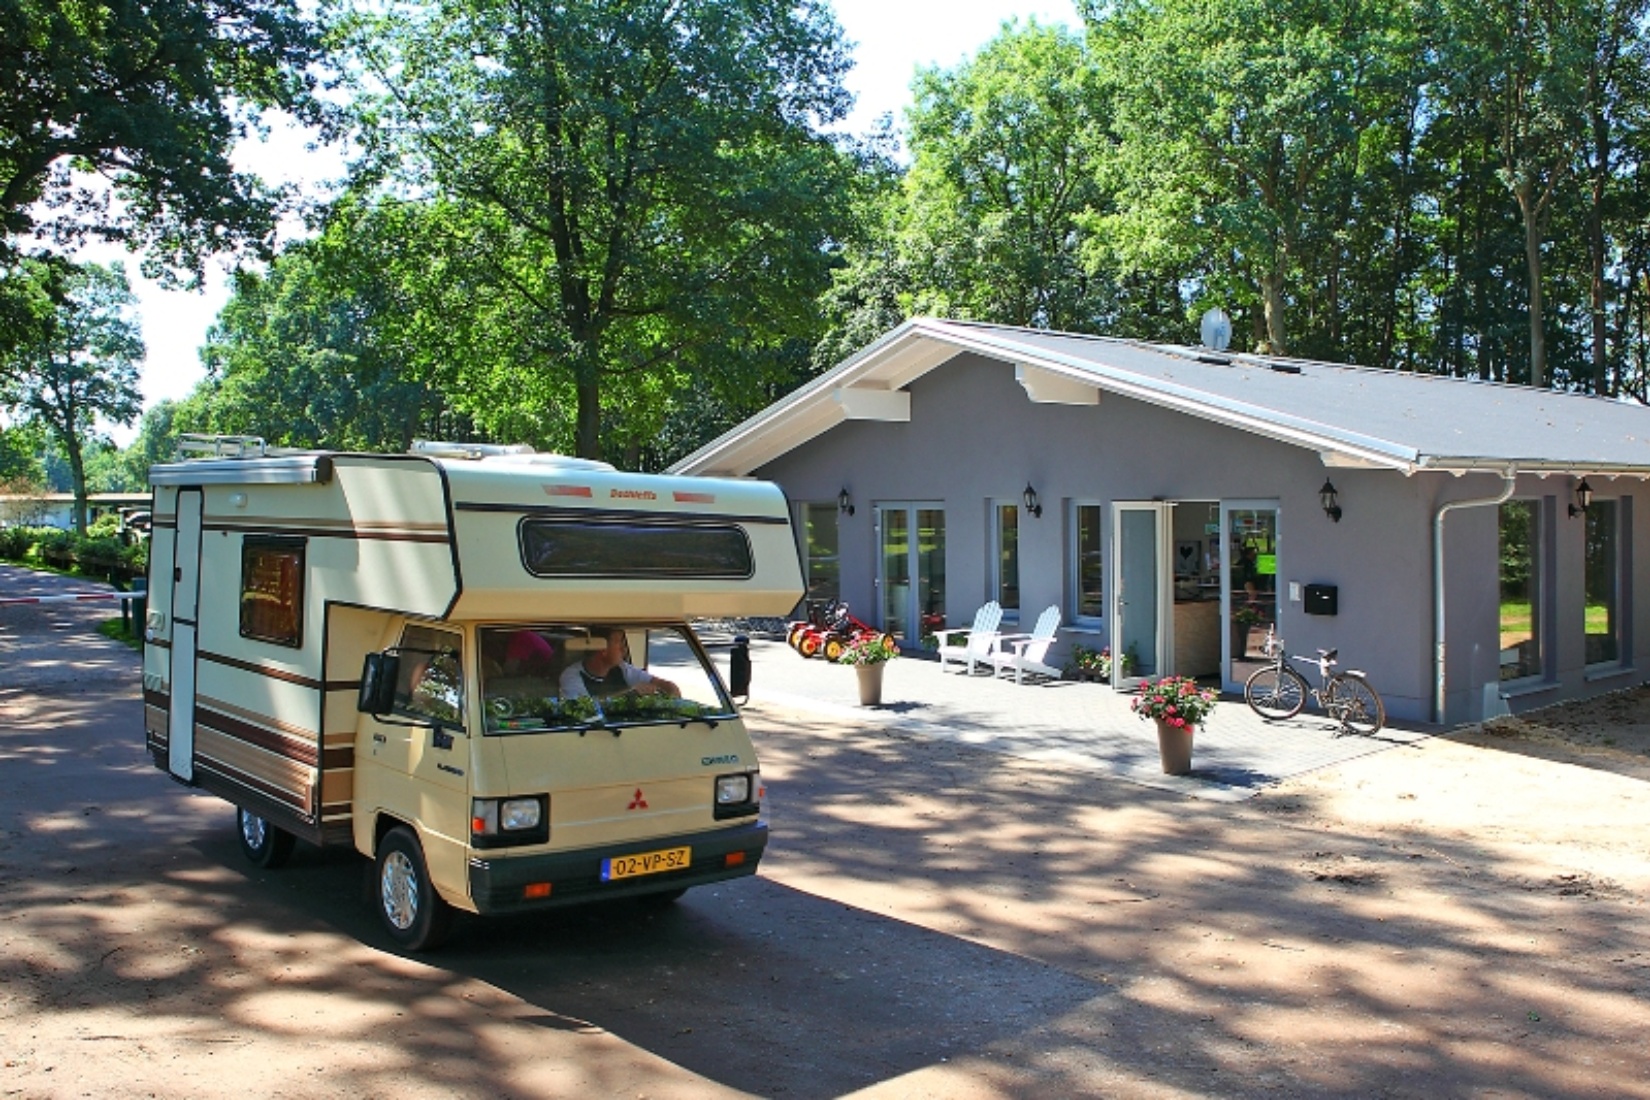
[358,652,400,715]
[729,635,751,703]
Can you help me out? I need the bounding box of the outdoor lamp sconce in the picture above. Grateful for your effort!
[1023,483,1044,519]
[1319,478,1342,523]
[1570,478,1593,518]
[838,487,855,517]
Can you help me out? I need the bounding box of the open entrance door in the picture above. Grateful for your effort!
[167,488,203,781]
[1110,502,1171,690]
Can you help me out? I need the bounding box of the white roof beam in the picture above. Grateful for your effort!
[835,386,911,422]
[1016,363,1100,406]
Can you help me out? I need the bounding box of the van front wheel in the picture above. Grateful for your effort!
[376,826,454,951]
[237,808,295,869]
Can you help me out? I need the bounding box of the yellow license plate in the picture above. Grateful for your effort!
[601,846,691,882]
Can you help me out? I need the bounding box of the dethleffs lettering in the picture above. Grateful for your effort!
[611,488,657,500]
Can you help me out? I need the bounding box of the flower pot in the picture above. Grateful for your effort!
[855,663,885,706]
[1153,718,1195,775]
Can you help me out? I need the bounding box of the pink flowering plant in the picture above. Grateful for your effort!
[836,634,899,665]
[1130,676,1219,728]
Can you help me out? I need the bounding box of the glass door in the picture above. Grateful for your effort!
[1223,502,1280,690]
[1110,502,1171,689]
[876,503,946,643]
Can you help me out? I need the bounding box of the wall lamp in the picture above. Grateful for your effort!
[838,487,855,517]
[1569,478,1593,518]
[1319,478,1343,523]
[1023,483,1043,519]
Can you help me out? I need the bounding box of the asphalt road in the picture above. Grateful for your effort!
[3,563,1646,1099]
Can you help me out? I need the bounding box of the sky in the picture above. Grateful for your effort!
[92,0,1081,443]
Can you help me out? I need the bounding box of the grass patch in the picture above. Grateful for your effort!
[97,617,143,651]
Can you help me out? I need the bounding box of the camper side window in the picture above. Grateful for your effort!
[240,538,305,647]
[393,625,465,728]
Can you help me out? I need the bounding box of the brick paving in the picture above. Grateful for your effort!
[733,635,1434,801]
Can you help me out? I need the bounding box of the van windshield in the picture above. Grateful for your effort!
[477,624,735,734]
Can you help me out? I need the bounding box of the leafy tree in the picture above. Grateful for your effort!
[1085,0,1414,356]
[0,262,143,532]
[198,236,451,451]
[336,0,861,460]
[902,21,1109,329]
[0,0,322,281]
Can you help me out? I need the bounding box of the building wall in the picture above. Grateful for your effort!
[758,352,1650,726]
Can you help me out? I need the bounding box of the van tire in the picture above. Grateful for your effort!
[375,826,454,951]
[237,808,295,869]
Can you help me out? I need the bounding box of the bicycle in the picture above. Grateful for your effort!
[1243,625,1385,735]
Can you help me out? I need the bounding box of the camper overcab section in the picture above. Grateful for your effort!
[142,441,802,949]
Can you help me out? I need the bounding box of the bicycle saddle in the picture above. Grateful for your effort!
[1317,648,1338,662]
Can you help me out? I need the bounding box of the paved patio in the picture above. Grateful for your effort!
[727,634,1435,802]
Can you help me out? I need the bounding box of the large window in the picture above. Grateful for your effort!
[239,538,304,647]
[800,502,840,607]
[1584,500,1620,666]
[1069,502,1103,623]
[520,519,752,579]
[992,502,1020,614]
[1499,500,1542,681]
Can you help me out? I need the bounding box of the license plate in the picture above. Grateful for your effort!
[601,846,691,882]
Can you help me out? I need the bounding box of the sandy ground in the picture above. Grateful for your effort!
[2,616,1648,1097]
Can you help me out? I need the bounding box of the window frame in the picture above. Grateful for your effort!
[1583,497,1627,671]
[1498,498,1545,685]
[1067,499,1104,627]
[989,499,1021,619]
[238,536,306,648]
[796,501,841,609]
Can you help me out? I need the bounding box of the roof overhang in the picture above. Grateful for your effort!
[668,319,1650,480]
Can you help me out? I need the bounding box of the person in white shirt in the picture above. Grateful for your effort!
[559,627,680,700]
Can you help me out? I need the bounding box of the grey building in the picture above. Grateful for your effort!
[671,319,1650,725]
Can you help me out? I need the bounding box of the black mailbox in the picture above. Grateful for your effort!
[1304,583,1338,616]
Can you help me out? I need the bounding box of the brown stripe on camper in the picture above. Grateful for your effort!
[195,701,320,768]
[202,516,450,543]
[199,650,324,689]
[194,753,311,814]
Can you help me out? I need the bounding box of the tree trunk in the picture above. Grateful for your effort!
[66,437,88,536]
[574,363,602,460]
[1260,269,1288,356]
[1518,185,1548,389]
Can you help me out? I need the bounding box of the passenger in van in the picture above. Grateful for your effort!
[559,627,680,700]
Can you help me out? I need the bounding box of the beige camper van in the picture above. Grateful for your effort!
[142,438,802,949]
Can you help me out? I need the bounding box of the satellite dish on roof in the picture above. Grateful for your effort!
[1200,308,1232,352]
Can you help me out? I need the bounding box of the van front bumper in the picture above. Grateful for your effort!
[467,819,767,913]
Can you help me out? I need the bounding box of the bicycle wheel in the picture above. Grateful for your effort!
[1244,665,1307,720]
[1326,674,1385,735]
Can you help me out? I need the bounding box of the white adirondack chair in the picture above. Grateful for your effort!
[989,605,1063,685]
[934,601,1003,674]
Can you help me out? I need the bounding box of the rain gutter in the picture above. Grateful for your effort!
[1432,467,1517,723]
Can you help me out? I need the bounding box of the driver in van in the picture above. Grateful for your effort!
[559,627,680,700]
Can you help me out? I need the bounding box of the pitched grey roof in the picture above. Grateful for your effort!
[669,318,1650,477]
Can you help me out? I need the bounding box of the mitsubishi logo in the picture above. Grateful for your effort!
[627,788,648,810]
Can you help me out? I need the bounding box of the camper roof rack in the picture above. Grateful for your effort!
[176,434,270,459]
[410,440,538,460]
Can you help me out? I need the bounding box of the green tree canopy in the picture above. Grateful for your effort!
[0,0,322,275]
[334,0,862,461]
[0,261,143,532]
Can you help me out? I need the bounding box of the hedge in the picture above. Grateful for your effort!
[0,525,149,583]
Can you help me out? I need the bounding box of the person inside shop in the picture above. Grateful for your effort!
[559,626,680,700]
[1234,542,1266,607]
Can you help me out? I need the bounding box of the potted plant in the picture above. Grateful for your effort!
[836,633,899,705]
[1130,676,1219,774]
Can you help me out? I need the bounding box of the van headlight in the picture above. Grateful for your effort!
[714,772,759,819]
[471,796,548,847]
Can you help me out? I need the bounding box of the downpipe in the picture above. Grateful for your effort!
[1433,469,1517,723]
